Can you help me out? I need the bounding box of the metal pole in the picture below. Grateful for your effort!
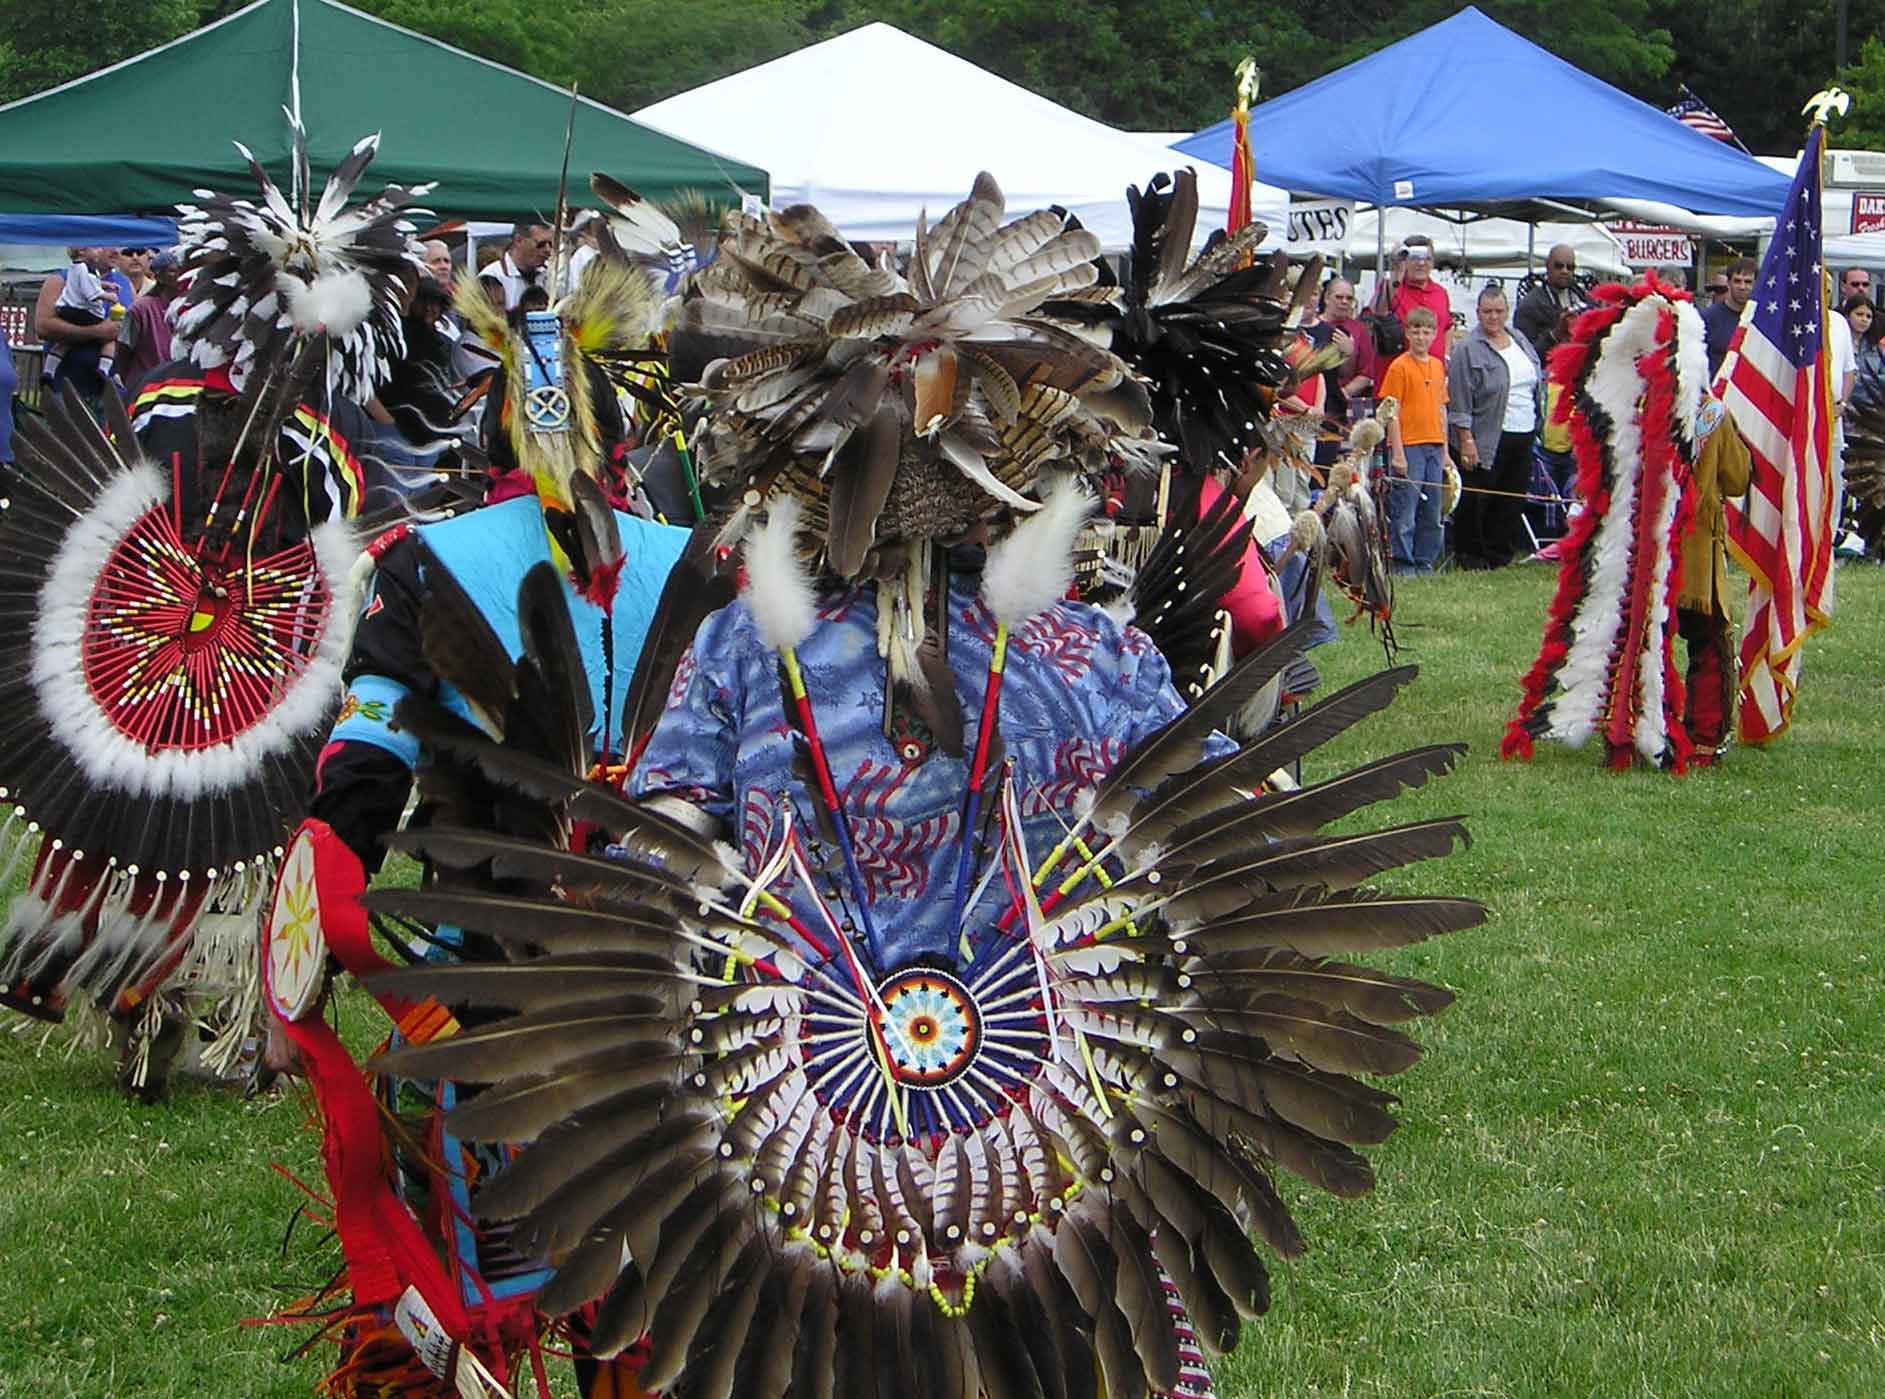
[1527,222,1536,275]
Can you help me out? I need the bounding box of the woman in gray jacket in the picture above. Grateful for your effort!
[1447,284,1544,568]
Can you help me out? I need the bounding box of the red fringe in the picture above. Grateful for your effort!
[1506,299,1628,737]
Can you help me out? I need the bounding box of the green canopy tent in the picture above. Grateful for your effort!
[0,0,768,219]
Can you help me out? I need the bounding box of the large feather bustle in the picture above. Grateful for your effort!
[364,632,1482,1399]
[670,173,1162,578]
[172,123,430,402]
[0,386,359,1012]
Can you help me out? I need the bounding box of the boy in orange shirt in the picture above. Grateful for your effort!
[1379,306,1451,573]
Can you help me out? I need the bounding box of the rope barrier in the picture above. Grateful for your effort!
[1384,475,1575,505]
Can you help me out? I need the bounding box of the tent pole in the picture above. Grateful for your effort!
[1376,207,1385,287]
[1526,222,1536,274]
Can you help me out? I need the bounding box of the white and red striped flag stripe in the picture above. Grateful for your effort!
[1717,125,1835,744]
[1666,92,1739,145]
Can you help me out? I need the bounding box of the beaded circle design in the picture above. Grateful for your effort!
[877,967,981,1088]
[79,506,330,751]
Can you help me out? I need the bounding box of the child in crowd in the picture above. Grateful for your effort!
[1379,305,1451,574]
[41,248,120,395]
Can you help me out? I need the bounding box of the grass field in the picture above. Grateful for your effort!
[2,563,1882,1399]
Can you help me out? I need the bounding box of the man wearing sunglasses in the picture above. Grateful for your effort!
[118,247,156,297]
[487,220,553,311]
[1515,243,1591,358]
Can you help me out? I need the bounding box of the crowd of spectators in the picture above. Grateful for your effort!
[5,224,1878,564]
[1,223,566,481]
[1314,237,1882,572]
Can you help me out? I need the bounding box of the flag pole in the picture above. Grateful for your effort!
[1227,57,1259,245]
[1719,86,1849,745]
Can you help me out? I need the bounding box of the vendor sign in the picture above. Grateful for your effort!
[1286,198,1356,256]
[1611,220,1694,267]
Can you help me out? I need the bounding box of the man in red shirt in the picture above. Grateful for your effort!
[1391,235,1455,360]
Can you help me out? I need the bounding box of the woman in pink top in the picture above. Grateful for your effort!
[1197,472,1284,655]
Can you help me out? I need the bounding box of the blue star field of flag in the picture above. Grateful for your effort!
[1750,126,1826,370]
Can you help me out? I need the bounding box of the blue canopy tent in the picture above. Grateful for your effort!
[1176,7,1790,219]
[0,215,178,246]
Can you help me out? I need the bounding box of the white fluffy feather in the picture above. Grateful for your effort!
[281,268,375,336]
[1634,308,1688,762]
[1672,298,1710,443]
[980,483,1095,628]
[743,494,817,652]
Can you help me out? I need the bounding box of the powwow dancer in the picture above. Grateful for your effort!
[258,232,693,1397]
[329,175,1487,1399]
[1502,272,1727,772]
[0,121,427,1095]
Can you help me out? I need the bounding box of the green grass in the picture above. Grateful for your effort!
[4,565,1884,1398]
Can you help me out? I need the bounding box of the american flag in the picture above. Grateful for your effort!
[1718,125,1835,744]
[1666,88,1743,149]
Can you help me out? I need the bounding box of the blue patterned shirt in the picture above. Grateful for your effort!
[632,578,1211,976]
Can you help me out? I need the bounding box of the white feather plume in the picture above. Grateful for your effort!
[1544,295,1669,751]
[743,494,817,653]
[1671,298,1710,443]
[281,269,375,336]
[980,483,1096,629]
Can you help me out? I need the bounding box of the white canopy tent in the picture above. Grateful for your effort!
[635,24,1288,251]
[1347,206,1631,278]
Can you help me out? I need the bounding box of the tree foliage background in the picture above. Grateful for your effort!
[2,0,1880,156]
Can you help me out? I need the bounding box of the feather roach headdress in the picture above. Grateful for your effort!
[172,119,432,403]
[1037,172,1333,697]
[455,253,666,596]
[1504,273,1708,771]
[669,172,1163,579]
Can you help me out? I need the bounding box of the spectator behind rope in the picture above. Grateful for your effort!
[35,247,122,398]
[1703,256,1756,377]
[1844,293,1885,414]
[1448,284,1542,570]
[1513,243,1592,359]
[1391,236,1454,359]
[1308,278,1380,441]
[118,251,183,393]
[1378,305,1450,574]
